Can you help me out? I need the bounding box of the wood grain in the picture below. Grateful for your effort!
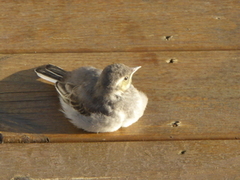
[1,51,240,142]
[0,0,239,53]
[1,1,239,179]
[1,140,240,179]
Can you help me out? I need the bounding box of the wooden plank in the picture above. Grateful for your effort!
[0,0,239,53]
[0,140,240,179]
[0,51,240,142]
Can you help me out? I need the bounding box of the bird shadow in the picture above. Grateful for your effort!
[0,68,85,134]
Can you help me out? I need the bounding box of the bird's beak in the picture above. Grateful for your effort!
[131,66,141,74]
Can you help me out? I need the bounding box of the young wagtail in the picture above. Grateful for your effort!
[35,63,148,132]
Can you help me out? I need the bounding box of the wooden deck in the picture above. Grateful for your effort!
[0,1,240,179]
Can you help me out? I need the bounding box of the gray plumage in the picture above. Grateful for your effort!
[35,63,148,132]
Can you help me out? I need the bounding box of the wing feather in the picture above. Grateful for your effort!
[55,82,91,116]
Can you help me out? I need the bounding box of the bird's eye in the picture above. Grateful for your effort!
[124,76,128,81]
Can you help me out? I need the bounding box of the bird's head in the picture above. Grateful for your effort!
[98,63,141,93]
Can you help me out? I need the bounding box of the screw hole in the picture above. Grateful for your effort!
[166,58,178,63]
[165,36,172,40]
[180,150,186,155]
[172,121,180,127]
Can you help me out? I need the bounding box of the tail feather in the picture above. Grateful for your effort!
[35,64,67,83]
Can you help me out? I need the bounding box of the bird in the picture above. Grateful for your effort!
[35,63,148,133]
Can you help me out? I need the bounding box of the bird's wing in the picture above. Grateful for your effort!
[55,81,91,116]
